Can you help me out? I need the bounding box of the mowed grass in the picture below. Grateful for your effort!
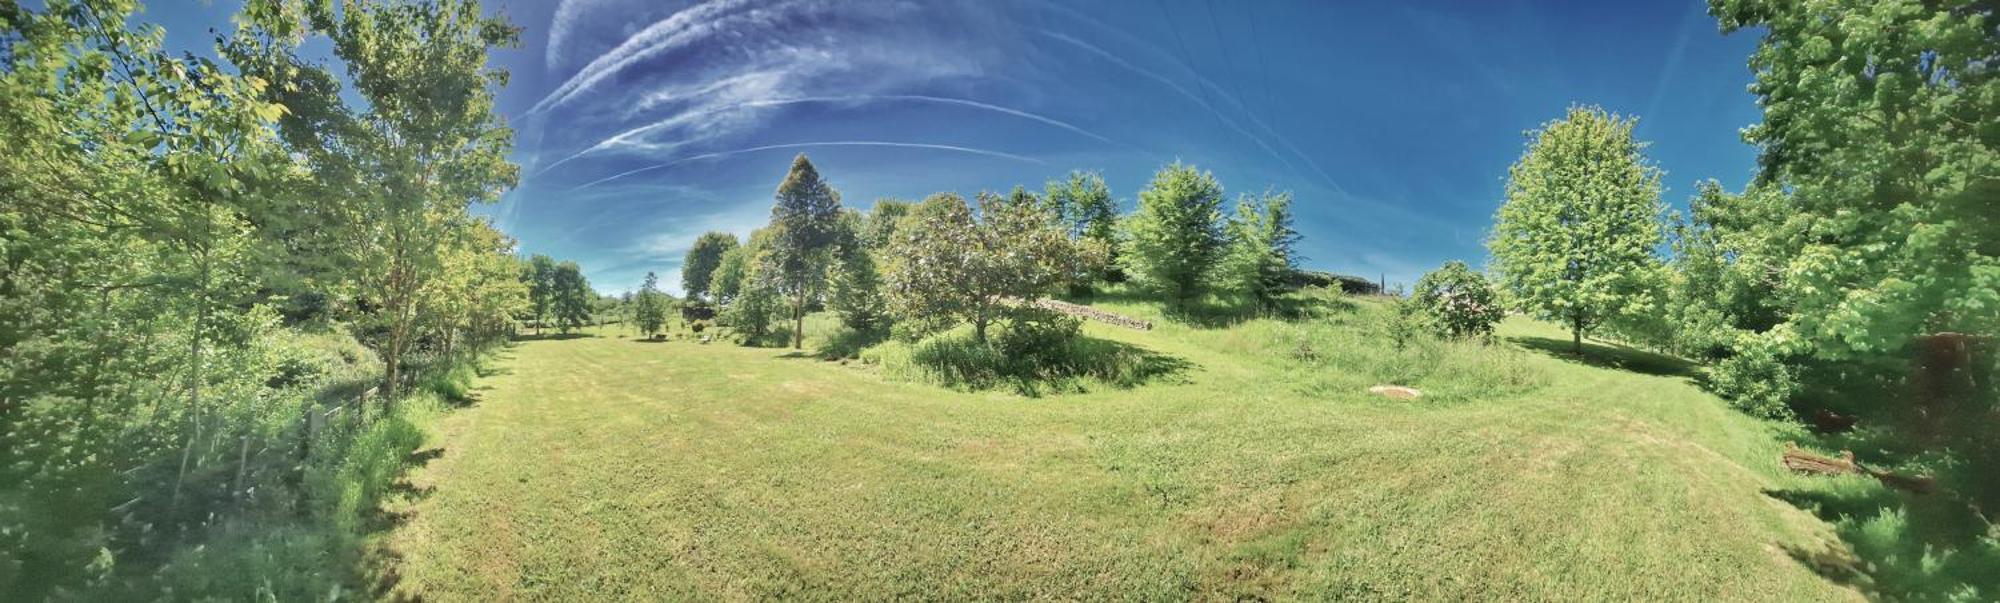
[383,299,1863,600]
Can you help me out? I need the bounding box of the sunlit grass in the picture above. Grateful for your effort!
[384,294,1867,600]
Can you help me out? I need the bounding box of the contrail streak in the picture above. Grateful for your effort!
[526,0,768,117]
[569,141,1046,191]
[535,95,1118,178]
[1031,2,1350,197]
[1039,30,1304,180]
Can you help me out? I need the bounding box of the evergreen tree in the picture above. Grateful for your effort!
[1123,162,1228,310]
[767,154,843,349]
[1222,190,1301,309]
[635,271,668,338]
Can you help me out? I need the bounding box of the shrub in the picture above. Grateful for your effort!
[1411,261,1505,340]
[866,319,1185,396]
[1700,339,1797,420]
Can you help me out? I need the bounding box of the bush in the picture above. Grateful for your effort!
[1410,261,1504,340]
[864,318,1186,396]
[1700,339,1797,420]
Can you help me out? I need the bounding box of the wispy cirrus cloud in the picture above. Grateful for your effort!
[573,141,1049,191]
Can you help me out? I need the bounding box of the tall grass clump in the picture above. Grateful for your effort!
[1281,301,1547,403]
[863,317,1187,396]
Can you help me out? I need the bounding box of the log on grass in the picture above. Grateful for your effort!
[1780,442,1936,494]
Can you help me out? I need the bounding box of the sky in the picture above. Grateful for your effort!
[147,0,1766,295]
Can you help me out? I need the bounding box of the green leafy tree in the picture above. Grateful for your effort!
[828,211,888,331]
[240,0,521,394]
[884,192,1092,342]
[1411,261,1506,340]
[1222,190,1302,309]
[550,262,593,334]
[767,154,844,349]
[710,228,769,305]
[1123,162,1228,310]
[1489,105,1665,353]
[860,198,913,250]
[526,254,558,334]
[680,231,738,303]
[635,272,668,338]
[1707,0,1998,375]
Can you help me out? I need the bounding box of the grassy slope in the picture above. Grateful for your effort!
[382,299,1862,600]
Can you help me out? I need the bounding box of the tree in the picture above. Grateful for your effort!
[635,272,668,338]
[1045,170,1120,282]
[1489,105,1665,353]
[1124,162,1228,310]
[1707,0,1998,375]
[239,0,521,395]
[884,192,1088,342]
[1411,261,1505,340]
[680,231,738,303]
[767,154,843,349]
[1222,190,1302,309]
[526,254,557,334]
[710,228,769,305]
[827,211,887,331]
[860,198,913,250]
[550,262,593,334]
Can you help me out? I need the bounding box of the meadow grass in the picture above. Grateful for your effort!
[381,294,1876,600]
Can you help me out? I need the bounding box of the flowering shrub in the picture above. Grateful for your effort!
[1411,261,1505,340]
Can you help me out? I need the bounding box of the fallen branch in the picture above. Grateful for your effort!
[1781,442,1936,494]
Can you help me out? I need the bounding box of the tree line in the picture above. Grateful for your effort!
[674,155,1301,351]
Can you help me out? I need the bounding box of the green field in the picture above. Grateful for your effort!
[382,299,1863,600]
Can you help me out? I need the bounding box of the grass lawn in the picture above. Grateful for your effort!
[380,298,1864,600]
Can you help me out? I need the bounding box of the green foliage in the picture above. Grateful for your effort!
[680,231,738,303]
[549,261,593,334]
[1699,338,1798,420]
[767,153,845,349]
[1410,261,1505,340]
[1123,162,1228,309]
[1658,181,1790,359]
[1044,170,1119,246]
[827,212,887,332]
[527,254,558,332]
[863,318,1184,396]
[1489,105,1666,352]
[1221,190,1301,309]
[0,0,528,597]
[883,191,1096,342]
[722,272,784,343]
[858,199,914,250]
[634,271,669,338]
[1710,0,1998,363]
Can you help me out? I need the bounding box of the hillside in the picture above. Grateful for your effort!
[380,294,1863,600]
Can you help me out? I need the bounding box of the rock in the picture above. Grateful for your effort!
[1367,385,1423,400]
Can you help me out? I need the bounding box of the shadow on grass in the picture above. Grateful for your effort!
[512,332,593,341]
[1508,335,1696,377]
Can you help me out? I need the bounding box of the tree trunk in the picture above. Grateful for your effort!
[1571,313,1584,354]
[792,293,805,349]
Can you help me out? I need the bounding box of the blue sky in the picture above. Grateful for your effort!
[148,0,1764,295]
